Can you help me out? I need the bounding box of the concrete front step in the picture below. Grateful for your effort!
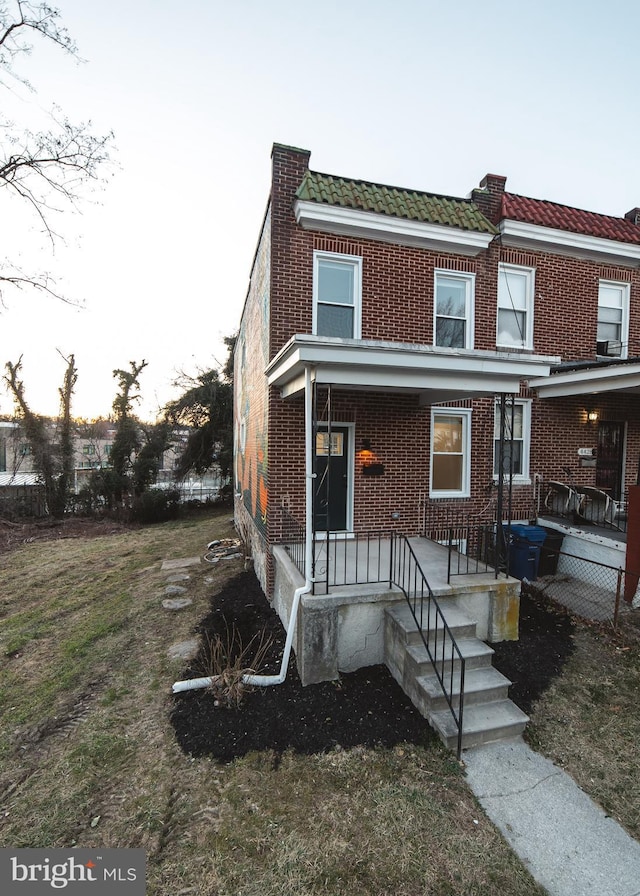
[430,699,529,751]
[385,599,478,644]
[384,599,529,753]
[404,637,495,678]
[417,665,512,713]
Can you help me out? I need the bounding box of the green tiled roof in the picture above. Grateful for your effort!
[296,170,498,234]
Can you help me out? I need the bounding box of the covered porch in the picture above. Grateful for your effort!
[267,334,557,538]
[267,334,556,687]
[530,357,640,507]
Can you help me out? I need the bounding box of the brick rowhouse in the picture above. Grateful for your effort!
[234,143,640,600]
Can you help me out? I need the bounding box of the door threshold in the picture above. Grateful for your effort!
[314,531,355,541]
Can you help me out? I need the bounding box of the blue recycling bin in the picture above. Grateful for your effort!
[505,524,547,581]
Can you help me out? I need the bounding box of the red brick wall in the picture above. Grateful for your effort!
[498,247,640,359]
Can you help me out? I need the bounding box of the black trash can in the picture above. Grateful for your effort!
[538,527,565,577]
[506,524,547,582]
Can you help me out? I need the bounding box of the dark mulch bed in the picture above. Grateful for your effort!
[489,583,576,714]
[170,572,575,762]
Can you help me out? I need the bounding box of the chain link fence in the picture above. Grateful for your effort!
[527,543,638,627]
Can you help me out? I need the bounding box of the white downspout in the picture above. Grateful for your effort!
[172,366,314,694]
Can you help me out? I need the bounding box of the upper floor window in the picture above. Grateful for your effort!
[434,271,475,349]
[597,280,629,358]
[493,399,531,483]
[313,252,362,339]
[83,444,96,456]
[497,264,535,349]
[430,408,472,498]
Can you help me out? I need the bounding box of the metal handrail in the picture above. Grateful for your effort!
[390,533,466,759]
[313,530,390,593]
[445,523,509,582]
[281,507,306,577]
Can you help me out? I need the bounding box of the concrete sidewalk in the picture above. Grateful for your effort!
[464,740,640,896]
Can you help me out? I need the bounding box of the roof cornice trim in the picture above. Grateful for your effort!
[294,200,495,256]
[500,219,640,265]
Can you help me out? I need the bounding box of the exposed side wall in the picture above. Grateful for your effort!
[266,145,312,595]
[234,210,271,594]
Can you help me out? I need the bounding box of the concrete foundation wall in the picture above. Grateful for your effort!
[235,499,269,596]
[542,520,625,591]
[436,579,521,642]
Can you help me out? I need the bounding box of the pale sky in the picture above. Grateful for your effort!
[1,0,640,420]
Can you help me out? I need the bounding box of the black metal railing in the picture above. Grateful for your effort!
[281,507,306,578]
[312,531,391,594]
[280,513,392,593]
[390,533,465,759]
[422,505,510,582]
[445,523,510,582]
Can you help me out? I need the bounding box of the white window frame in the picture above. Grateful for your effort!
[597,280,629,359]
[312,251,362,339]
[497,264,535,350]
[429,408,472,498]
[433,270,475,350]
[492,398,532,484]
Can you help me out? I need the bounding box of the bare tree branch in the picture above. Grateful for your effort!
[0,1,77,90]
[0,2,114,302]
[0,269,78,304]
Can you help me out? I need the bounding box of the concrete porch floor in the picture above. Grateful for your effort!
[310,534,499,596]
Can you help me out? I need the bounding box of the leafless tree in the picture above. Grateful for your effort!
[4,351,78,516]
[0,1,113,303]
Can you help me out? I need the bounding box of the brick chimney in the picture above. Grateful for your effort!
[271,143,311,214]
[624,207,640,225]
[471,173,507,224]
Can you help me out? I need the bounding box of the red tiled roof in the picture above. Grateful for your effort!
[501,193,640,245]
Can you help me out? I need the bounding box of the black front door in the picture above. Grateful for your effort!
[313,426,349,531]
[596,421,625,500]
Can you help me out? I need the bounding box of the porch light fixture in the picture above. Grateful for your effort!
[360,439,373,455]
[587,410,599,423]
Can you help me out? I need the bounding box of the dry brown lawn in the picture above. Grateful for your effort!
[0,509,550,895]
[526,611,640,839]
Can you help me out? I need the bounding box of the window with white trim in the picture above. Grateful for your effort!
[497,264,535,349]
[313,252,362,339]
[430,408,472,497]
[493,399,531,482]
[597,280,629,358]
[434,271,475,349]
